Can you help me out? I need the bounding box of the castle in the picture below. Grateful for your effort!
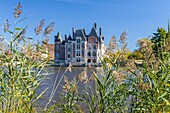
[54,23,106,66]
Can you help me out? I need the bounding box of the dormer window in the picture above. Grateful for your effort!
[77,39,80,43]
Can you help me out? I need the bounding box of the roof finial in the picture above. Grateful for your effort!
[65,34,67,41]
[99,27,102,36]
[72,27,75,37]
[94,23,97,30]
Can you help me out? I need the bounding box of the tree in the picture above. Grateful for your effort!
[128,50,143,60]
[151,27,170,58]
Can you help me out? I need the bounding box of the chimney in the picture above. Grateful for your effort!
[72,27,75,37]
[94,23,97,30]
[65,34,67,41]
[99,27,102,36]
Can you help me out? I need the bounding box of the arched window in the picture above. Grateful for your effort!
[77,58,80,62]
[87,59,91,63]
[93,45,96,49]
[68,54,70,58]
[88,51,91,56]
[93,51,96,56]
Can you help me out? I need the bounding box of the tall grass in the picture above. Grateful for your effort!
[0,3,54,113]
[51,31,170,113]
[0,3,169,113]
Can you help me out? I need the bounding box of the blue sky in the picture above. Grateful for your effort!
[1,0,170,51]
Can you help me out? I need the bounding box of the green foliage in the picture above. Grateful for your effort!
[151,27,170,58]
[129,50,170,112]
[57,77,81,113]
[128,50,143,60]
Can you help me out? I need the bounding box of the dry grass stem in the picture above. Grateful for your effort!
[120,31,127,43]
[78,70,88,83]
[4,19,10,32]
[34,19,45,35]
[14,2,22,18]
[44,22,55,35]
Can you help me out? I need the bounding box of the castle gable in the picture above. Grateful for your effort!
[74,29,86,41]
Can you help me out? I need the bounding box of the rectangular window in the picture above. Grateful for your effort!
[82,50,84,57]
[56,53,59,58]
[68,47,71,51]
[82,43,84,48]
[77,44,80,50]
[76,51,80,56]
[56,45,59,49]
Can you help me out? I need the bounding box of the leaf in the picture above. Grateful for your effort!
[8,30,13,34]
[15,28,23,30]
[157,92,167,100]
[16,17,28,24]
[162,98,170,105]
[93,72,103,89]
[27,37,33,40]
[0,35,4,41]
[42,40,48,45]
[13,26,27,42]
[33,87,49,103]
[166,84,170,87]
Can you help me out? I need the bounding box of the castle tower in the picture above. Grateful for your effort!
[54,32,62,63]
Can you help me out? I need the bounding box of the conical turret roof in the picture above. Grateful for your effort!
[55,32,62,42]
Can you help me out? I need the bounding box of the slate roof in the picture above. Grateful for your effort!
[54,23,104,45]
[68,35,72,40]
[74,29,86,40]
[88,27,98,38]
[61,41,65,45]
